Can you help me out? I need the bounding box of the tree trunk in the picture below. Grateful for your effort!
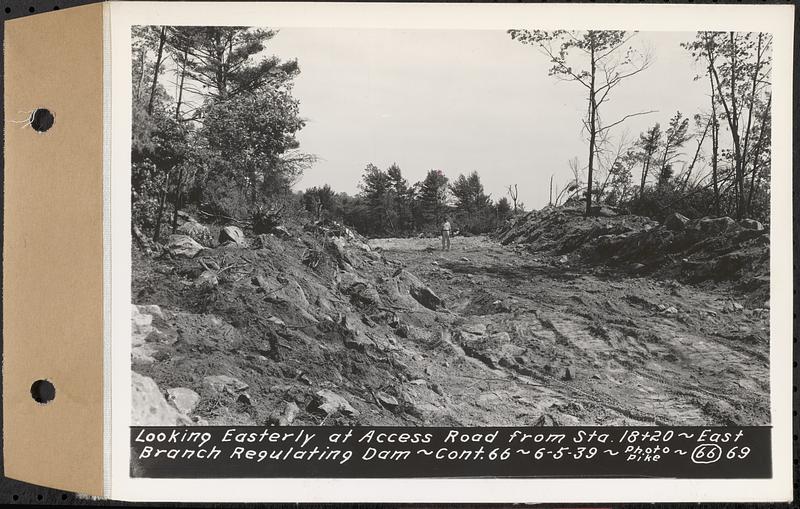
[639,152,651,198]
[682,116,711,189]
[175,47,188,121]
[134,47,147,100]
[709,65,720,216]
[740,33,763,173]
[708,34,743,218]
[147,27,167,116]
[746,94,771,215]
[153,171,172,244]
[585,41,597,217]
[171,165,186,234]
[728,32,745,219]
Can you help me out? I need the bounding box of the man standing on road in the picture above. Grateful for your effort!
[441,216,452,251]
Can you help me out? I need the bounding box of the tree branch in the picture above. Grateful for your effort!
[597,110,656,133]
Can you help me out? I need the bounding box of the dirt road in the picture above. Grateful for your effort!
[369,235,770,426]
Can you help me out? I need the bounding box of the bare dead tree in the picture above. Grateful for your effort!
[507,184,519,213]
[509,30,652,216]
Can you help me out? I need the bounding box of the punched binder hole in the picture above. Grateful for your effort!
[29,108,55,132]
[30,379,55,404]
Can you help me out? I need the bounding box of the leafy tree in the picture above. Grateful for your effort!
[495,197,513,221]
[132,112,192,242]
[198,89,307,217]
[636,123,662,196]
[416,170,450,228]
[509,29,652,216]
[169,27,299,101]
[359,164,394,234]
[131,24,315,241]
[604,150,635,205]
[451,172,490,216]
[386,163,414,232]
[450,172,493,232]
[657,111,691,187]
[683,31,772,218]
[303,184,337,221]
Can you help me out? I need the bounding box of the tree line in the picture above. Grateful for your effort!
[131,26,313,243]
[509,30,772,222]
[301,165,518,237]
[132,27,771,246]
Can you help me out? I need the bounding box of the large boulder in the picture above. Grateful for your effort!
[698,216,737,234]
[166,387,200,415]
[338,273,382,309]
[177,221,214,247]
[392,269,445,310]
[167,234,204,258]
[131,372,192,426]
[376,391,399,409]
[268,401,301,426]
[132,304,154,347]
[740,219,764,231]
[131,343,159,365]
[664,212,690,232]
[409,285,444,311]
[131,304,178,345]
[458,331,526,370]
[311,389,359,416]
[329,237,355,269]
[219,225,246,247]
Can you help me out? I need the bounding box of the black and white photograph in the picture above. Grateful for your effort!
[106,3,795,501]
[130,23,773,429]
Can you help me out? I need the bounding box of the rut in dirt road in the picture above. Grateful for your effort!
[371,235,770,426]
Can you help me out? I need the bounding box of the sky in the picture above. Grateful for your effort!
[261,29,710,209]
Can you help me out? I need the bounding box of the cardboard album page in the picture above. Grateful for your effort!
[3,3,105,496]
[5,0,794,503]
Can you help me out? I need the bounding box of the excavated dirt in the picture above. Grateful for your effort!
[371,235,769,425]
[132,208,770,428]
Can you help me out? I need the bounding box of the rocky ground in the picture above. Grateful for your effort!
[131,206,770,427]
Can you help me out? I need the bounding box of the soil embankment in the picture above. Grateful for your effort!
[132,207,770,427]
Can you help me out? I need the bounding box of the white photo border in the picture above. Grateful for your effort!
[108,1,794,502]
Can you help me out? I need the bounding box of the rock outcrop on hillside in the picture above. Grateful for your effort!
[131,218,458,426]
[497,205,769,302]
